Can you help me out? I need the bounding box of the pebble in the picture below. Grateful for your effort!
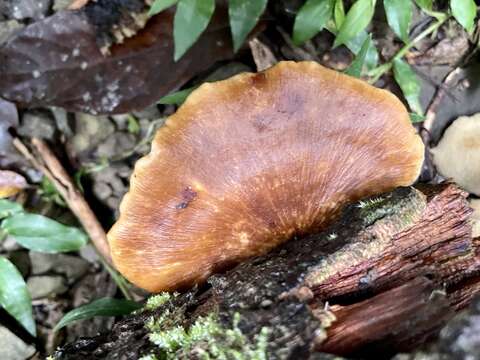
[0,326,36,360]
[27,275,68,299]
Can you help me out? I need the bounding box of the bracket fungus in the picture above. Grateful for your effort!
[108,61,424,292]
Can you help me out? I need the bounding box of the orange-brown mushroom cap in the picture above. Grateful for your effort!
[108,61,424,292]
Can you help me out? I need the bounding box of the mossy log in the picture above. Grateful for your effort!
[54,184,480,359]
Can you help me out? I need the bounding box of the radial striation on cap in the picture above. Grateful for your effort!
[108,61,424,292]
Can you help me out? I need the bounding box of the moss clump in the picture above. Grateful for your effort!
[146,312,269,359]
[144,293,173,311]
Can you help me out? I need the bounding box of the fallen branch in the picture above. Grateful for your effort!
[54,184,480,359]
[13,137,113,265]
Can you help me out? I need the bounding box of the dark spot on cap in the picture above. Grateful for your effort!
[250,72,267,87]
[175,186,197,209]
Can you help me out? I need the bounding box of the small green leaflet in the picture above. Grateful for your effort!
[0,199,23,219]
[450,0,477,34]
[345,35,371,77]
[409,113,426,123]
[334,0,376,48]
[414,0,432,11]
[393,58,423,115]
[229,0,268,52]
[54,298,142,331]
[293,0,335,45]
[1,213,88,253]
[334,0,345,28]
[173,0,216,61]
[158,86,197,105]
[0,256,35,336]
[384,0,412,42]
[149,0,178,16]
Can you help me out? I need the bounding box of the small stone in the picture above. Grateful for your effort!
[50,106,73,137]
[1,235,21,251]
[260,299,273,308]
[18,111,56,140]
[93,181,113,201]
[27,275,68,299]
[30,252,90,283]
[96,133,136,158]
[8,0,51,20]
[0,326,36,360]
[69,113,114,155]
[79,244,100,264]
[0,20,24,44]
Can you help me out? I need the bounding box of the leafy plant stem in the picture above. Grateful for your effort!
[100,257,134,300]
[367,14,449,84]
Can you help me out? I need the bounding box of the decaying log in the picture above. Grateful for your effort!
[54,184,480,359]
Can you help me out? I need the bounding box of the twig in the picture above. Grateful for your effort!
[422,67,462,143]
[13,137,112,265]
[367,15,449,84]
[249,38,278,72]
[68,0,90,10]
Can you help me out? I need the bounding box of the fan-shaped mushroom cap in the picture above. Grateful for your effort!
[108,61,424,292]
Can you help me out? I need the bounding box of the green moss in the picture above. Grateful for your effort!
[146,311,270,359]
[144,293,173,311]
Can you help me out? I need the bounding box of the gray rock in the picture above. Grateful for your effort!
[93,181,113,201]
[30,252,90,283]
[0,326,36,360]
[0,19,23,44]
[50,106,73,137]
[69,113,114,155]
[95,132,136,158]
[1,235,21,251]
[79,244,100,264]
[18,111,56,140]
[9,0,51,20]
[27,275,68,299]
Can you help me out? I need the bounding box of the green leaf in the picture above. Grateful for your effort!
[384,0,412,42]
[1,213,88,253]
[0,199,23,219]
[334,0,376,47]
[127,115,140,134]
[345,35,371,77]
[345,31,379,69]
[409,112,426,123]
[450,0,477,34]
[173,0,216,61]
[229,0,268,52]
[54,298,142,331]
[0,256,35,336]
[393,58,423,115]
[158,86,197,105]
[293,0,335,45]
[414,0,432,11]
[149,0,178,16]
[334,0,346,28]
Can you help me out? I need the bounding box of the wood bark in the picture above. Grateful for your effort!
[54,184,480,359]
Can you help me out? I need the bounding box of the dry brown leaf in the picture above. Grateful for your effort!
[0,170,27,198]
[0,4,234,114]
